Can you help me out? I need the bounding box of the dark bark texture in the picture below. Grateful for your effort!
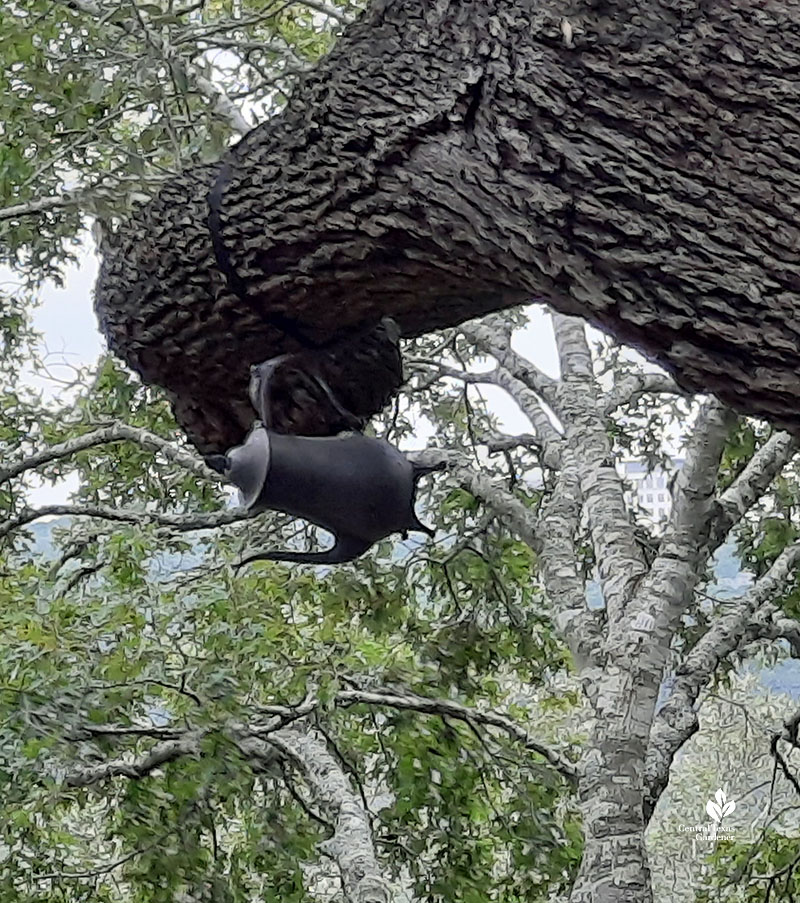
[95,0,800,453]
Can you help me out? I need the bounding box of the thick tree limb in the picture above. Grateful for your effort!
[95,0,800,454]
[249,729,391,903]
[536,447,603,670]
[570,399,734,903]
[553,314,646,621]
[620,400,736,642]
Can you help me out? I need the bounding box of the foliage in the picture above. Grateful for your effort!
[4,2,800,901]
[0,331,580,900]
[1,0,359,282]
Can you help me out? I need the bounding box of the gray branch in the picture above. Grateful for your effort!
[552,313,647,621]
[412,449,538,548]
[460,320,559,407]
[0,194,80,221]
[261,729,391,903]
[712,432,797,546]
[603,372,684,414]
[0,503,248,540]
[335,688,577,780]
[0,421,214,484]
[644,542,800,814]
[624,399,736,639]
[65,733,204,787]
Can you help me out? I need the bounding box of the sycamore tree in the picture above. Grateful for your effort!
[4,3,800,903]
[3,300,800,903]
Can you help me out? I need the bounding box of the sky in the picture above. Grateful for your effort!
[29,240,103,380]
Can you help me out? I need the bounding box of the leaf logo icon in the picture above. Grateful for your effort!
[706,789,735,823]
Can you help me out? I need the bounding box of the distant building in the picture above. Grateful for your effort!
[619,458,684,525]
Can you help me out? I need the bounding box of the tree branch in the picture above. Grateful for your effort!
[127,0,250,133]
[624,399,736,639]
[644,542,800,815]
[248,728,391,903]
[35,836,165,881]
[749,607,800,658]
[65,733,204,787]
[552,313,647,621]
[411,449,538,548]
[0,194,80,222]
[484,432,541,454]
[335,688,577,780]
[411,357,563,464]
[460,320,558,407]
[0,503,248,541]
[536,448,603,669]
[712,432,798,546]
[0,421,214,484]
[603,372,684,414]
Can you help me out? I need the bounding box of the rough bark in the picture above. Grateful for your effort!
[96,0,800,453]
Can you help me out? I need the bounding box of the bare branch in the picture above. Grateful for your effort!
[489,366,564,464]
[0,421,214,484]
[70,724,187,739]
[410,358,563,462]
[63,0,251,133]
[335,688,577,780]
[603,372,684,414]
[407,358,499,386]
[750,608,800,658]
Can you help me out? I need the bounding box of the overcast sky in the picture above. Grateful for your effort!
[30,241,103,373]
